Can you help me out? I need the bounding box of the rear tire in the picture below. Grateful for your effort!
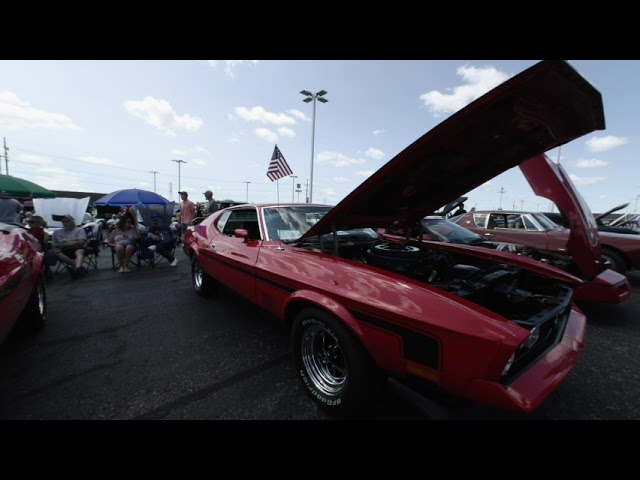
[291,307,382,418]
[191,256,217,297]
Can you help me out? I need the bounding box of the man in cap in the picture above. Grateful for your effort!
[203,190,220,217]
[146,214,178,267]
[178,191,196,237]
[51,214,87,278]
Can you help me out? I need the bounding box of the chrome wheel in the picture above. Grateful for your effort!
[301,324,346,396]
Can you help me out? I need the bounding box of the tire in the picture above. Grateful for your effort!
[191,256,217,297]
[601,247,626,274]
[291,307,382,418]
[14,273,47,336]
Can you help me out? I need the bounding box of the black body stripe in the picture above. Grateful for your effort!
[199,250,440,369]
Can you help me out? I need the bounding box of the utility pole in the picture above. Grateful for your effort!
[305,179,310,204]
[2,137,9,175]
[291,175,298,203]
[244,181,251,203]
[498,187,506,209]
[150,171,159,192]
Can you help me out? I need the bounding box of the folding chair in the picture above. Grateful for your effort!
[110,243,140,271]
[82,225,100,271]
[138,235,177,268]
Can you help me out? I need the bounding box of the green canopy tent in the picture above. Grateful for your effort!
[0,175,56,199]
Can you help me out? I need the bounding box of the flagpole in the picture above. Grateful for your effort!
[277,180,280,205]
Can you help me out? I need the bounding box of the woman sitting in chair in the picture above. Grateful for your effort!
[108,216,139,273]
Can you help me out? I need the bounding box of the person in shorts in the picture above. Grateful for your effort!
[51,214,87,278]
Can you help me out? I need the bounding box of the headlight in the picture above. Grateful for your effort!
[502,353,516,376]
[522,325,540,350]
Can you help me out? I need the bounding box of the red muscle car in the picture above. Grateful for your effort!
[0,221,47,344]
[183,60,602,417]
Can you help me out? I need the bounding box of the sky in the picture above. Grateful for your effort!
[1,59,639,215]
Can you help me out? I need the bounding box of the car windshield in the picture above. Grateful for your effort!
[421,217,484,244]
[532,213,560,230]
[263,206,332,241]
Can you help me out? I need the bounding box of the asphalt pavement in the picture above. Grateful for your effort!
[0,243,639,420]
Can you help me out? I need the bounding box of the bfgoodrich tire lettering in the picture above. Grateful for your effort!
[191,256,217,297]
[291,307,382,418]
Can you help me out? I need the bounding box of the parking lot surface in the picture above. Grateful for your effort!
[1,244,639,420]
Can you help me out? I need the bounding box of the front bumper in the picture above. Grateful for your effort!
[464,306,587,413]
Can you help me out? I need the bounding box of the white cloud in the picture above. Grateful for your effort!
[171,148,187,157]
[18,153,52,165]
[234,106,296,126]
[585,135,630,153]
[0,91,80,131]
[288,109,309,121]
[365,147,385,160]
[373,129,385,136]
[254,128,278,143]
[332,176,351,183]
[355,170,375,177]
[575,158,609,168]
[569,173,607,185]
[228,136,240,144]
[123,96,203,135]
[191,158,207,166]
[192,146,209,154]
[419,65,510,116]
[277,127,296,138]
[80,155,122,167]
[207,60,259,78]
[481,181,492,191]
[316,151,366,168]
[599,194,608,200]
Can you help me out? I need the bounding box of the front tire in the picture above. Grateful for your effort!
[291,307,382,418]
[14,273,47,336]
[191,256,217,297]
[601,247,626,274]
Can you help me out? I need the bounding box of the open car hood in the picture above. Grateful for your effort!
[301,60,605,241]
[594,202,629,224]
[436,196,468,217]
[520,154,602,278]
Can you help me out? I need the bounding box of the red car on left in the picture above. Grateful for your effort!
[0,221,47,344]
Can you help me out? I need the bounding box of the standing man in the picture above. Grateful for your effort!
[0,193,23,224]
[51,214,87,278]
[203,190,220,217]
[178,191,196,237]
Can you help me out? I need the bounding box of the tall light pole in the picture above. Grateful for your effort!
[150,171,159,192]
[172,159,187,197]
[300,89,328,203]
[291,175,298,203]
[635,194,640,213]
[244,181,251,203]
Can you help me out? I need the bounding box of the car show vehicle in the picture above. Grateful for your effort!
[183,60,603,417]
[0,221,47,344]
[454,156,638,288]
[543,204,640,236]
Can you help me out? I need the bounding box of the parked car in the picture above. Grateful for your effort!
[0,221,47,344]
[542,204,640,235]
[453,157,638,290]
[183,60,604,417]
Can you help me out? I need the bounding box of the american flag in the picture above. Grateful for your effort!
[266,145,293,182]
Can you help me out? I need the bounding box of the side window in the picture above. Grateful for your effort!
[491,214,508,229]
[473,213,488,228]
[222,208,261,238]
[522,216,536,231]
[216,210,232,234]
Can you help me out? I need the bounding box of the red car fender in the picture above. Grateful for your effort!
[285,289,365,339]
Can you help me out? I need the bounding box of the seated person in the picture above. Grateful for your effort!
[107,216,140,273]
[50,214,87,278]
[145,215,178,267]
[27,215,49,251]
